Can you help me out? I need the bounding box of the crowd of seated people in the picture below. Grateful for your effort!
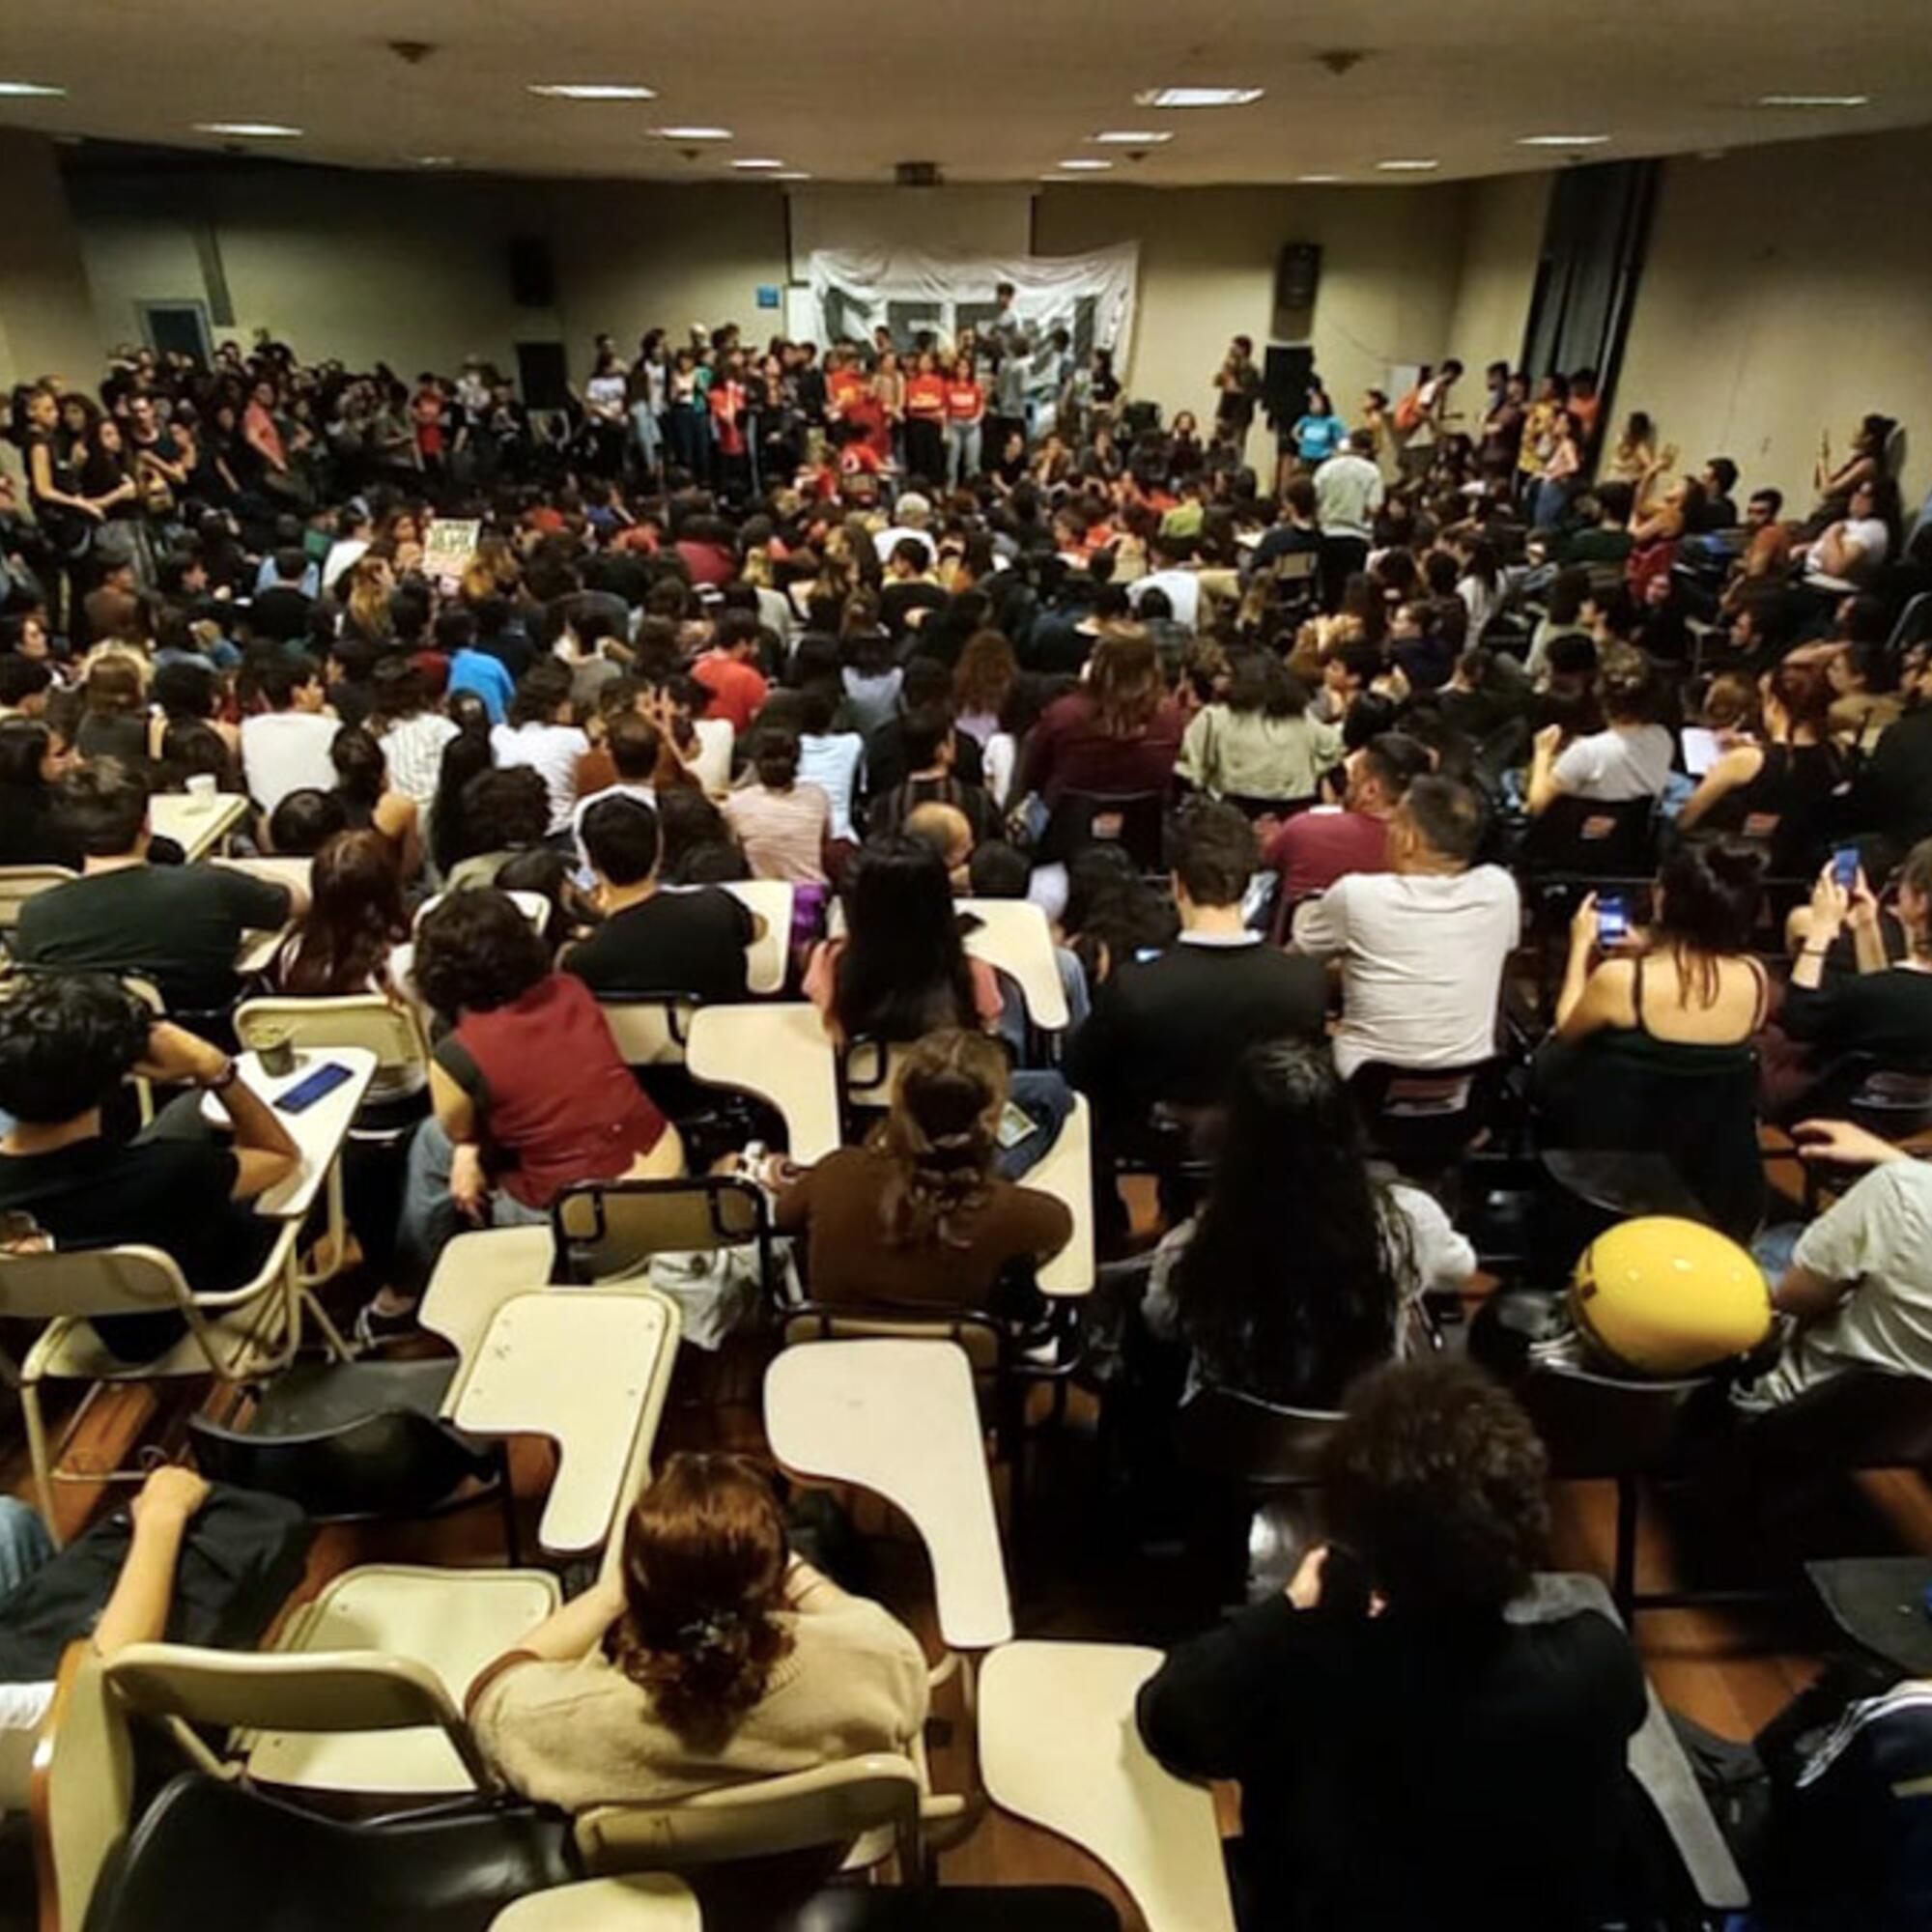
[0,320,1930,1929]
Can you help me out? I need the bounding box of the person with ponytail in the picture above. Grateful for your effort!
[468,1453,927,1809]
[776,1029,1070,1312]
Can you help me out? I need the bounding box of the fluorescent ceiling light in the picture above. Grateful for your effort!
[0,81,67,99]
[406,155,455,166]
[1057,158,1113,171]
[1756,93,1870,107]
[1091,129,1173,145]
[731,157,785,170]
[1377,157,1439,171]
[1297,173,1344,184]
[193,121,302,137]
[1518,133,1610,147]
[654,126,731,140]
[528,83,655,100]
[773,171,811,182]
[1134,86,1264,108]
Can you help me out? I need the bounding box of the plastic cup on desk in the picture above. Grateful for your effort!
[185,774,217,801]
[257,1029,298,1079]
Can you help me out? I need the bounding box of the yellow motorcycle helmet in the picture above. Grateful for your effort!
[1571,1216,1773,1376]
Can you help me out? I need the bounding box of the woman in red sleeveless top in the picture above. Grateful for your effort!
[380,889,682,1337]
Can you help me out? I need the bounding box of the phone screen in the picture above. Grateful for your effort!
[275,1061,354,1115]
[995,1101,1038,1151]
[1833,846,1861,891]
[1597,895,1631,944]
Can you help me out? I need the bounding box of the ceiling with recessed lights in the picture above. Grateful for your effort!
[0,0,1922,185]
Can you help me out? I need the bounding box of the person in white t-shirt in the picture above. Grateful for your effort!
[1802,477,1892,592]
[1127,533,1202,633]
[1738,1119,1932,1409]
[320,504,374,595]
[870,491,937,569]
[240,655,339,817]
[491,661,588,836]
[369,659,459,811]
[1293,775,1519,1078]
[1314,431,1386,544]
[1527,645,1673,815]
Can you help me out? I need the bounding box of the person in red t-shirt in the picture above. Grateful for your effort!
[943,355,986,488]
[708,352,750,494]
[691,611,772,735]
[1265,733,1431,906]
[903,351,949,489]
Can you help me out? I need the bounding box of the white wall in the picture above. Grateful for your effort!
[1617,127,1932,511]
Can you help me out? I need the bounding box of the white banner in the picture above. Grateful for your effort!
[805,243,1139,371]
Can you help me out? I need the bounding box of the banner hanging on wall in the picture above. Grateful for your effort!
[804,243,1139,370]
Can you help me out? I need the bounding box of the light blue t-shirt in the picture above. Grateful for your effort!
[447,649,516,726]
[1293,413,1349,464]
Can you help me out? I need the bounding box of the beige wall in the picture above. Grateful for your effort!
[1618,127,1932,512]
[0,131,105,398]
[68,164,786,383]
[1446,171,1549,379]
[1036,183,1475,436]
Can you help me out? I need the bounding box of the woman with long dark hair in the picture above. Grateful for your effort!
[776,1029,1071,1310]
[1540,840,1771,1237]
[805,836,1000,1046]
[271,828,411,1001]
[469,1452,926,1807]
[428,700,496,882]
[1146,1039,1471,1406]
[329,724,422,879]
[0,717,82,867]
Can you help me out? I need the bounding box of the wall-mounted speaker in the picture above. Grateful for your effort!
[507,237,557,309]
[1275,242,1321,315]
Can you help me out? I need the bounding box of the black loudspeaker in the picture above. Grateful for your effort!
[1276,242,1321,313]
[1263,345,1317,423]
[507,237,557,309]
[515,341,571,412]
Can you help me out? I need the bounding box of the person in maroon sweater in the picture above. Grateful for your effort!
[1015,629,1186,804]
[382,889,683,1336]
[1266,731,1432,905]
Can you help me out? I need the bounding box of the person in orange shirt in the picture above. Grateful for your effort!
[690,611,771,736]
[944,354,985,488]
[904,351,949,488]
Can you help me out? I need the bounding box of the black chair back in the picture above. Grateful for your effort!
[1349,1058,1503,1181]
[1521,794,1659,880]
[1514,1357,1712,1481]
[1038,789,1166,871]
[185,1360,489,1521]
[1737,1367,1932,1483]
[1175,1383,1343,1492]
[84,1771,571,1932]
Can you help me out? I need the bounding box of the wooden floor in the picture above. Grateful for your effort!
[10,1151,1931,1928]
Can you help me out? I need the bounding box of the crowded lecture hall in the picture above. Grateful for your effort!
[0,11,1928,1928]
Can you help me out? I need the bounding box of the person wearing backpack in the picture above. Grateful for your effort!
[1394,358,1464,475]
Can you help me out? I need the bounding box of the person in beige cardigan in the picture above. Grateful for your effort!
[468,1453,929,1810]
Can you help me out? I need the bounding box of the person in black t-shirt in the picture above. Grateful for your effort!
[0,974,298,1360]
[1138,1358,1647,1931]
[565,794,755,1003]
[14,760,298,1015]
[1065,801,1326,1132]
